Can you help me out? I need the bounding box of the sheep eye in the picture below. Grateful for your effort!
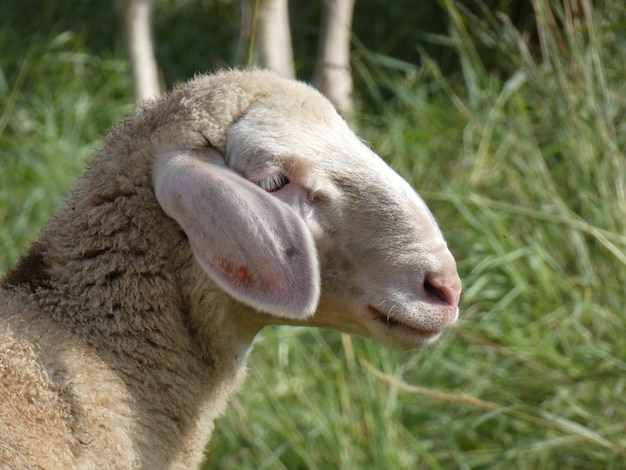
[257,174,290,192]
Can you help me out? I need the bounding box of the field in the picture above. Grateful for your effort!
[1,1,625,468]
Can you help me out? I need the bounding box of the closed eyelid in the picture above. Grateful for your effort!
[256,173,290,192]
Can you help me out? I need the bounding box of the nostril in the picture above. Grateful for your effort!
[424,278,449,304]
[423,272,461,308]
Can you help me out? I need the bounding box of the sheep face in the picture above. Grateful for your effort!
[224,91,461,349]
[154,73,461,350]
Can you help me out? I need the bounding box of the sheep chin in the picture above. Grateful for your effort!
[363,304,456,349]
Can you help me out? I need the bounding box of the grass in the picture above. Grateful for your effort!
[0,30,133,269]
[1,0,625,468]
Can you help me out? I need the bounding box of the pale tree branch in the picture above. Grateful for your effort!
[119,0,162,101]
[313,0,355,117]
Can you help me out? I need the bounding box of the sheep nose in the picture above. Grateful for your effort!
[422,254,462,309]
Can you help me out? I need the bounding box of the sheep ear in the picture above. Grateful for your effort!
[153,148,320,319]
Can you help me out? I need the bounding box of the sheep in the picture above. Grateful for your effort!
[0,69,461,469]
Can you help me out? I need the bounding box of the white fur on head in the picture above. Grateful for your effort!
[223,80,461,349]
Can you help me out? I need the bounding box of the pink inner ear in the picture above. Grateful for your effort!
[154,149,320,319]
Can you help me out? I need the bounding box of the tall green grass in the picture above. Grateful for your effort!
[0,30,133,269]
[209,1,626,468]
[1,1,625,468]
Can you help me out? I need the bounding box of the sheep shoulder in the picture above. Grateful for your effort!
[0,293,75,467]
[0,288,147,468]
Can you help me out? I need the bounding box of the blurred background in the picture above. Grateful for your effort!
[1,0,625,468]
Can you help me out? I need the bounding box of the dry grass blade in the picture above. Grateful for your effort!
[360,359,625,455]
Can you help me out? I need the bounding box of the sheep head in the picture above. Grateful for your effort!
[153,70,461,350]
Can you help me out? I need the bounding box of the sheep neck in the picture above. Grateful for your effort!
[11,178,257,468]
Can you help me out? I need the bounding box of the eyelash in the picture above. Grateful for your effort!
[257,173,290,192]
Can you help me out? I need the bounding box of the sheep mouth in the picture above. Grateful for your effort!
[366,305,441,337]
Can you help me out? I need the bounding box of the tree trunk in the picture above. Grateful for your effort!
[312,0,355,117]
[256,0,296,79]
[119,0,162,100]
